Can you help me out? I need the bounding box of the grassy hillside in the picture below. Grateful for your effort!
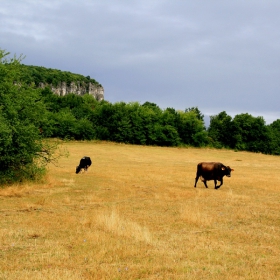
[0,142,279,279]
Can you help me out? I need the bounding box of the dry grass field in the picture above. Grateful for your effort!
[0,141,279,280]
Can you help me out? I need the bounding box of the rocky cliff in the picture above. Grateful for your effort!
[16,64,105,101]
[39,81,104,101]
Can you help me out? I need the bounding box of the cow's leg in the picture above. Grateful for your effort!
[215,179,223,189]
[214,179,217,189]
[203,180,208,188]
[194,177,198,188]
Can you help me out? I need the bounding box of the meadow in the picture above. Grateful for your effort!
[0,141,279,279]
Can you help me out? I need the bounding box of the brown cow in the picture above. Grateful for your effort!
[194,162,234,189]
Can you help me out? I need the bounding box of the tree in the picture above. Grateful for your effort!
[185,107,204,122]
[231,113,271,153]
[0,49,59,184]
[177,110,208,146]
[127,102,147,145]
[208,111,233,148]
[268,119,280,155]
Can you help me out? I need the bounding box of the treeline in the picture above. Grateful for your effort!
[208,112,280,154]
[40,88,280,155]
[41,88,208,147]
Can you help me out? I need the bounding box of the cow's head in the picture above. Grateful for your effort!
[222,166,234,177]
[76,166,81,174]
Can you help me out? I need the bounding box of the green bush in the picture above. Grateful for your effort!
[0,49,59,184]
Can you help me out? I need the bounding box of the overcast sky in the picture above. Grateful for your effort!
[1,0,280,124]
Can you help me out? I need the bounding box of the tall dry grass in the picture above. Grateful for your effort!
[0,141,279,279]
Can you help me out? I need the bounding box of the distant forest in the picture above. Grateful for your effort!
[38,91,280,155]
[1,49,280,183]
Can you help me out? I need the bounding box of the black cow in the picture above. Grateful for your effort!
[76,156,92,174]
[194,162,233,189]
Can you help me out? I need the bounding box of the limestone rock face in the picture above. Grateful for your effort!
[39,81,104,101]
